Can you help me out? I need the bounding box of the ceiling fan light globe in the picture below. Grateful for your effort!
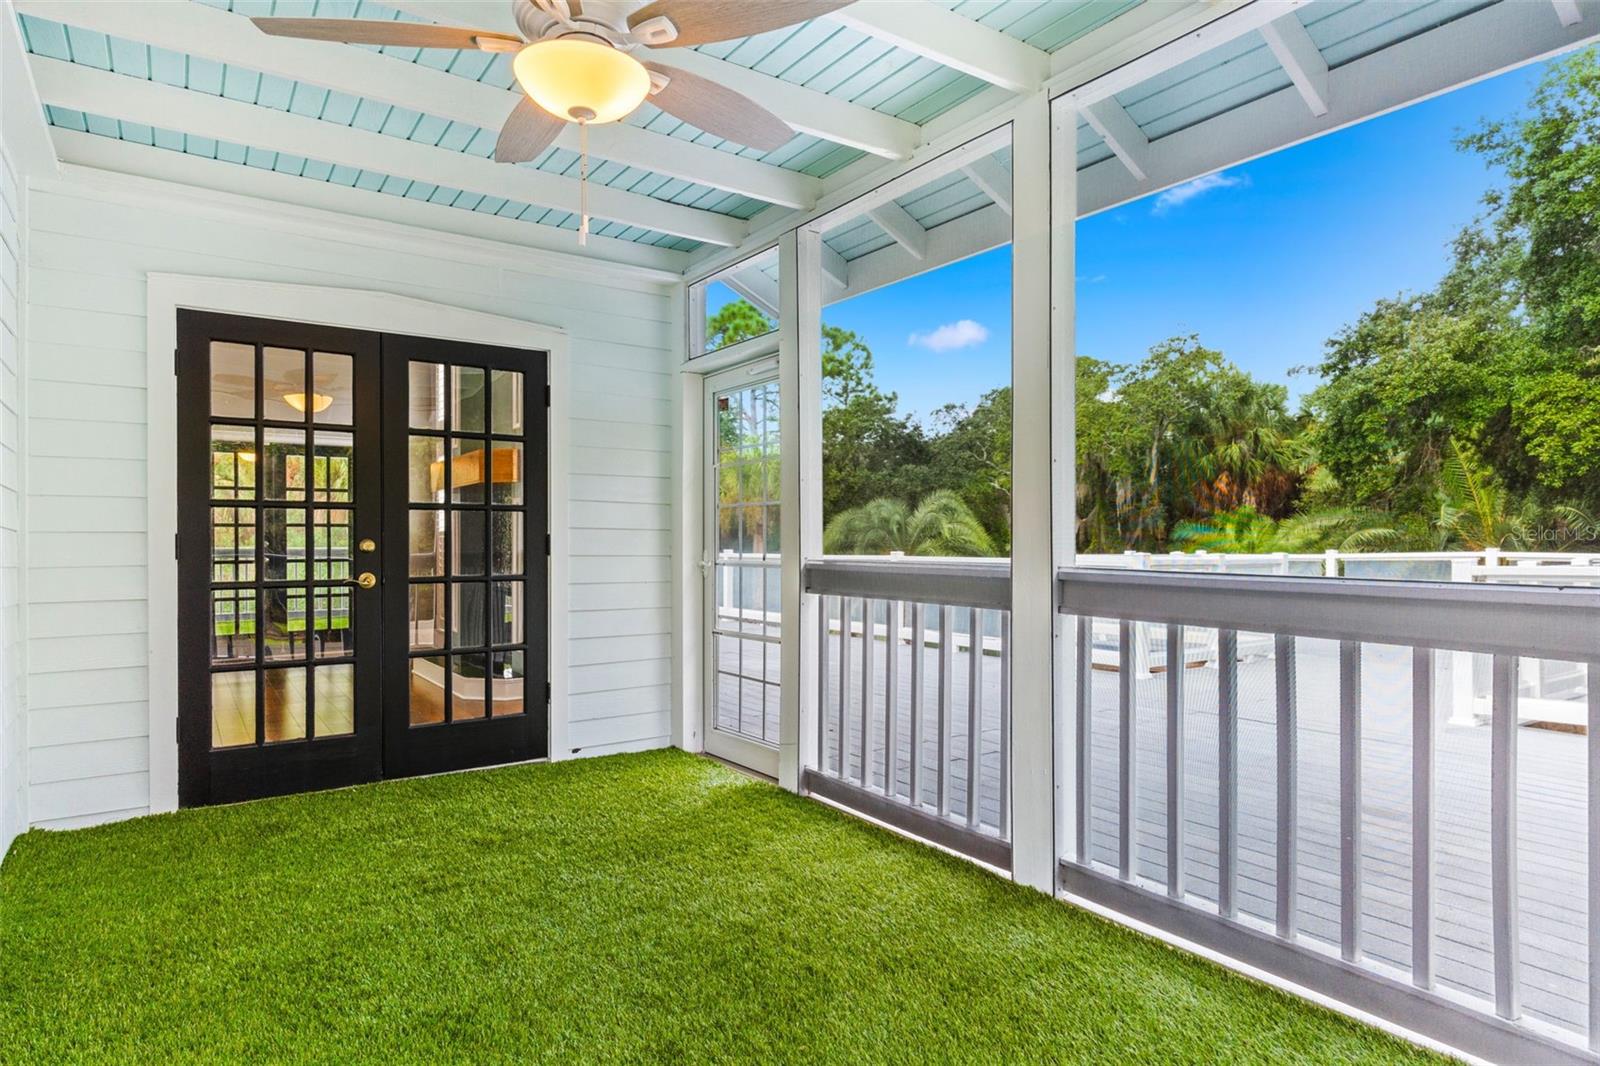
[513,38,651,125]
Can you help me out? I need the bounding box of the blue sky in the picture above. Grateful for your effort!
[819,52,1556,422]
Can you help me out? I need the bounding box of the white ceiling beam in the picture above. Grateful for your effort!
[962,156,1012,216]
[820,242,849,293]
[635,49,921,160]
[1062,1,1310,104]
[1077,0,1600,219]
[19,0,818,210]
[832,202,1009,304]
[722,267,781,320]
[1259,13,1329,117]
[385,1,922,159]
[867,201,928,260]
[28,56,747,246]
[829,1,1049,94]
[46,129,686,274]
[1553,0,1584,26]
[1082,99,1149,182]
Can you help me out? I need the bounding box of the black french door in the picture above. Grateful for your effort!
[380,333,548,778]
[176,311,547,807]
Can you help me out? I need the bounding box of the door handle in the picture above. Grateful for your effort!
[346,572,378,590]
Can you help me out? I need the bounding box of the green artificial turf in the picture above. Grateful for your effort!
[0,750,1441,1063]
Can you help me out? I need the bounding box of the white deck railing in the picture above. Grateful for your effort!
[1057,566,1600,1063]
[802,556,1012,868]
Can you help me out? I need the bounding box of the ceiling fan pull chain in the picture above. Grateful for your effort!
[579,118,590,247]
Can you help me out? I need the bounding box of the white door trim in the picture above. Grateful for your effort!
[145,273,571,813]
[701,356,781,778]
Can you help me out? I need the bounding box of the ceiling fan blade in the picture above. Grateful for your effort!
[251,18,523,51]
[627,0,851,48]
[644,62,792,151]
[495,98,565,164]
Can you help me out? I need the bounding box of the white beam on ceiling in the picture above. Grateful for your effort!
[48,131,686,274]
[1062,0,1311,104]
[832,202,1009,304]
[1553,0,1584,26]
[722,267,781,320]
[867,201,928,260]
[829,0,1049,94]
[962,156,1012,216]
[1082,99,1149,182]
[820,242,849,292]
[18,0,818,210]
[386,1,922,160]
[29,56,747,246]
[1077,0,1600,219]
[1259,13,1330,117]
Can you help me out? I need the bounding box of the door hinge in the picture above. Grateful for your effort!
[174,348,179,375]
[545,533,551,556]
[545,681,551,704]
[174,533,180,560]
[545,383,551,407]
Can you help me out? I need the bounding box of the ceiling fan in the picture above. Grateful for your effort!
[253,0,851,243]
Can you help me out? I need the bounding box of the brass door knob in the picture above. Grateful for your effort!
[354,572,378,590]
[358,538,377,552]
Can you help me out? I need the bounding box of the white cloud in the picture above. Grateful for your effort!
[907,319,989,352]
[1152,171,1247,215]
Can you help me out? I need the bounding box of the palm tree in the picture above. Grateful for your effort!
[1433,436,1532,549]
[823,491,997,557]
[1171,504,1326,553]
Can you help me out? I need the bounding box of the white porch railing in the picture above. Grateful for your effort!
[802,556,1012,869]
[1057,567,1600,1063]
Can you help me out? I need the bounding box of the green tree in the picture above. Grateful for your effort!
[823,490,998,556]
[929,387,1012,552]
[705,298,773,351]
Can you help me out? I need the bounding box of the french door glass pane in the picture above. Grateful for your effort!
[311,586,353,658]
[409,656,446,725]
[211,671,254,748]
[212,507,256,582]
[210,426,256,500]
[452,366,485,433]
[491,581,523,646]
[263,508,307,581]
[314,664,355,737]
[409,436,444,503]
[263,347,307,422]
[264,666,307,742]
[492,650,525,717]
[491,442,523,504]
[211,589,255,665]
[451,654,487,720]
[409,510,443,577]
[452,583,486,648]
[262,427,307,500]
[210,342,255,418]
[409,361,445,430]
[409,583,444,651]
[451,438,487,504]
[312,351,354,425]
[452,511,486,576]
[491,511,523,575]
[491,369,523,434]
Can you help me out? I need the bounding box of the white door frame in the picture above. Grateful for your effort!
[701,354,782,777]
[145,273,571,813]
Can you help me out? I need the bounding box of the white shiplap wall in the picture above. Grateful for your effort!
[24,173,680,829]
[0,82,25,854]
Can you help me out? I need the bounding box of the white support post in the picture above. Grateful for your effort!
[1010,90,1063,893]
[672,347,705,753]
[1051,94,1080,880]
[779,229,824,791]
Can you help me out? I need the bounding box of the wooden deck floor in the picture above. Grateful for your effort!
[715,632,1590,1037]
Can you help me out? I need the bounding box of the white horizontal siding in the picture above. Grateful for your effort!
[24,180,682,825]
[0,116,23,853]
